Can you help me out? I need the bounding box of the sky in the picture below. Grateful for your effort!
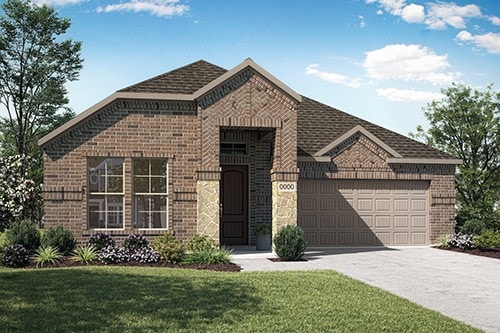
[2,0,500,137]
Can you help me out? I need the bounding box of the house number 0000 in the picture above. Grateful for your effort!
[278,182,296,192]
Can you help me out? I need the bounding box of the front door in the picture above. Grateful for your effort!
[220,165,248,245]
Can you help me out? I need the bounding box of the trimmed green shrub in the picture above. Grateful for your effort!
[273,225,307,261]
[32,246,62,267]
[1,244,30,267]
[253,224,272,236]
[475,230,500,249]
[88,233,115,251]
[42,225,76,255]
[151,233,185,264]
[184,248,232,265]
[71,245,98,264]
[6,219,41,253]
[185,234,216,253]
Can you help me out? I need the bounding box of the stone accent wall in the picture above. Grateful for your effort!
[299,134,457,244]
[272,181,298,237]
[42,100,199,243]
[196,180,220,243]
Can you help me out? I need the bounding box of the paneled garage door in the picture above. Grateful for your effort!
[298,180,430,246]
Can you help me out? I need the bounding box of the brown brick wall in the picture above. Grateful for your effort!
[42,100,199,243]
[197,70,298,181]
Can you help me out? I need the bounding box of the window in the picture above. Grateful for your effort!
[220,142,247,155]
[88,158,124,229]
[133,159,168,229]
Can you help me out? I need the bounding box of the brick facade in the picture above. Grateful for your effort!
[41,59,457,246]
[43,100,199,243]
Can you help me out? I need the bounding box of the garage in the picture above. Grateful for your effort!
[298,179,430,246]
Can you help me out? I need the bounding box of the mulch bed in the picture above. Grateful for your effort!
[436,246,500,260]
[268,258,307,262]
[24,258,241,272]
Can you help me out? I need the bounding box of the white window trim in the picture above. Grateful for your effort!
[133,159,169,230]
[88,157,125,230]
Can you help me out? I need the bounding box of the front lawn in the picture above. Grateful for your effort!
[0,267,479,333]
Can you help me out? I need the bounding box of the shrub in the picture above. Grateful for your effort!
[448,232,476,250]
[183,247,232,265]
[6,219,41,252]
[96,245,130,264]
[42,225,76,255]
[32,246,62,267]
[435,234,451,248]
[0,155,38,231]
[151,233,185,264]
[71,245,98,264]
[123,234,149,252]
[459,218,488,235]
[273,225,307,261]
[1,244,30,267]
[474,230,500,249]
[0,231,8,253]
[185,234,216,253]
[130,246,160,263]
[88,233,115,251]
[253,224,272,236]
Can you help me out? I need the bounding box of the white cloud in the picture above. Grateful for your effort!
[489,16,500,26]
[367,0,483,30]
[33,0,83,5]
[375,88,443,102]
[305,64,361,88]
[359,15,366,28]
[363,44,456,85]
[96,0,189,18]
[376,9,384,15]
[366,0,405,15]
[425,2,481,29]
[401,3,425,23]
[456,30,500,54]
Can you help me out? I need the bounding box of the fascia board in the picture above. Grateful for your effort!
[387,158,463,165]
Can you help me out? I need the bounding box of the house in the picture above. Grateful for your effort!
[39,59,460,246]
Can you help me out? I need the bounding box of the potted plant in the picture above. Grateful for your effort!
[253,224,272,250]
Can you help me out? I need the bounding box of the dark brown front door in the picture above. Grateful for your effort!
[220,165,248,245]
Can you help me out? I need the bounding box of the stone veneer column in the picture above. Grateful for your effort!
[196,168,221,244]
[271,169,299,239]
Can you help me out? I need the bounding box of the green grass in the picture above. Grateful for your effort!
[0,267,480,333]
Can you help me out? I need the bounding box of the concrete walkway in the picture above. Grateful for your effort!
[232,247,500,333]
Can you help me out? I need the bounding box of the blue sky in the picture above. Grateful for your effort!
[3,0,500,136]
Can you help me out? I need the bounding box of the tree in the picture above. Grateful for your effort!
[412,83,499,233]
[0,0,82,160]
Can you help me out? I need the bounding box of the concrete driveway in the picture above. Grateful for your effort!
[232,247,500,333]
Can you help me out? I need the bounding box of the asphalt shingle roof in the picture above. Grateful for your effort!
[297,96,454,159]
[119,60,228,94]
[118,60,455,160]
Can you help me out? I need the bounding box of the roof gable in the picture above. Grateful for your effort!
[315,125,402,158]
[194,58,302,103]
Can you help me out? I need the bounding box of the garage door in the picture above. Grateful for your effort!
[298,180,429,246]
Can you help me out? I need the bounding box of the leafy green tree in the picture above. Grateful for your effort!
[0,0,82,159]
[0,0,82,223]
[412,83,499,233]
